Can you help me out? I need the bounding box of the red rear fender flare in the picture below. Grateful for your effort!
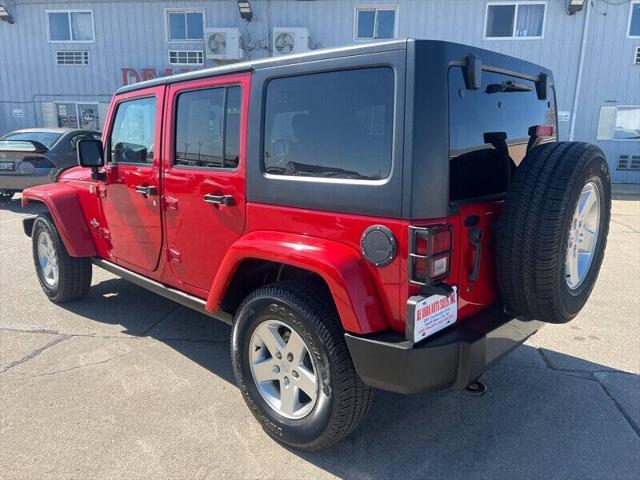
[206,231,388,335]
[22,184,96,257]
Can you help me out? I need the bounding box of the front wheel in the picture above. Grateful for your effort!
[31,214,92,303]
[231,283,373,451]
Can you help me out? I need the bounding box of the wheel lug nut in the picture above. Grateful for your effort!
[283,376,290,387]
[287,353,293,362]
[292,370,299,379]
[275,352,282,360]
[273,365,280,374]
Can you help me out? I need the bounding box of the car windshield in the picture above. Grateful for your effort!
[0,132,62,148]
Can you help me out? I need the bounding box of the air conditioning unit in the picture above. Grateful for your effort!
[205,28,242,60]
[272,27,310,56]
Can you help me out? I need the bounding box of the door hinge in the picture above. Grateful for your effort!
[100,228,111,240]
[96,185,107,198]
[168,248,181,263]
[164,196,178,210]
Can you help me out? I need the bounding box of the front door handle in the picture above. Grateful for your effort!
[135,185,157,197]
[203,193,234,206]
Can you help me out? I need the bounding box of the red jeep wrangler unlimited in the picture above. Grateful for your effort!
[22,40,611,451]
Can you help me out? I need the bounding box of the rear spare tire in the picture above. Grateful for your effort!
[496,142,611,323]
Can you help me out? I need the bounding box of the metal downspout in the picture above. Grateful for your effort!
[569,0,592,141]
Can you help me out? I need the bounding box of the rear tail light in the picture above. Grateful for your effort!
[409,225,452,285]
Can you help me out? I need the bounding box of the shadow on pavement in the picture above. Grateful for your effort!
[58,276,640,479]
[62,277,237,385]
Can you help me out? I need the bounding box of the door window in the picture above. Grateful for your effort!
[174,85,241,169]
[109,97,157,164]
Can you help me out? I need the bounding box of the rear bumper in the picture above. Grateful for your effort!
[0,172,53,190]
[345,305,542,394]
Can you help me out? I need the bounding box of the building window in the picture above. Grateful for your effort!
[168,50,204,65]
[629,2,640,38]
[597,106,640,141]
[56,51,89,65]
[54,102,100,129]
[634,46,640,65]
[47,10,94,42]
[175,86,241,169]
[485,2,546,39]
[355,6,397,40]
[166,10,204,42]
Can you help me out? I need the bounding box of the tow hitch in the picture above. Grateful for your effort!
[465,380,488,396]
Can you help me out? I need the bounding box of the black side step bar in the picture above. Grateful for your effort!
[91,258,233,325]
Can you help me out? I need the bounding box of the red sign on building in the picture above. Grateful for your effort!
[120,67,196,86]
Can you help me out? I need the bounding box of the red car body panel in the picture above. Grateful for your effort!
[97,85,166,272]
[162,74,250,292]
[205,229,387,335]
[22,182,96,257]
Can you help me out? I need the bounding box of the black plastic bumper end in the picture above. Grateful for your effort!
[345,305,542,394]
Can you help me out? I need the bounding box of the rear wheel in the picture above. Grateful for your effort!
[496,142,611,323]
[231,282,373,451]
[31,214,92,303]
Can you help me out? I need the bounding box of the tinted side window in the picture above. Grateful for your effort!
[175,86,241,169]
[263,67,394,180]
[110,97,157,164]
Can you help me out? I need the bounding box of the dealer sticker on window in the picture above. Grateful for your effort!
[412,287,457,343]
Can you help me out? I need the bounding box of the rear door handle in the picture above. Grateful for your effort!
[135,185,157,197]
[203,194,234,206]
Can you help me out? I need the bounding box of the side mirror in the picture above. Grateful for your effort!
[77,139,104,168]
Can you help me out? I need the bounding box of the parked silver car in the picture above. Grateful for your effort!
[0,128,100,199]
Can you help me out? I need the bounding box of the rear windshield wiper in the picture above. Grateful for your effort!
[265,161,375,180]
[485,81,533,94]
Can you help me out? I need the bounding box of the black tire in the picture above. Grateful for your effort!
[496,142,611,323]
[231,282,373,451]
[31,214,92,303]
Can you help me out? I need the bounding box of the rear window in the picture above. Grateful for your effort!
[0,132,62,149]
[449,67,555,163]
[263,67,394,181]
[448,66,556,201]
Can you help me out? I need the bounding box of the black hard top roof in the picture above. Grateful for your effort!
[116,38,552,95]
[117,38,407,94]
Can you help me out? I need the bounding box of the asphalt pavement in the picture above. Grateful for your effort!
[0,192,638,480]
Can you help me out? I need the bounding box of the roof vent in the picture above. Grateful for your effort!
[56,51,89,65]
[635,47,640,65]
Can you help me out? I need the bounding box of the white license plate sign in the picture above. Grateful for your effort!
[413,287,457,342]
[0,162,14,171]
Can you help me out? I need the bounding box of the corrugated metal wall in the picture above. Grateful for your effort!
[0,0,638,182]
